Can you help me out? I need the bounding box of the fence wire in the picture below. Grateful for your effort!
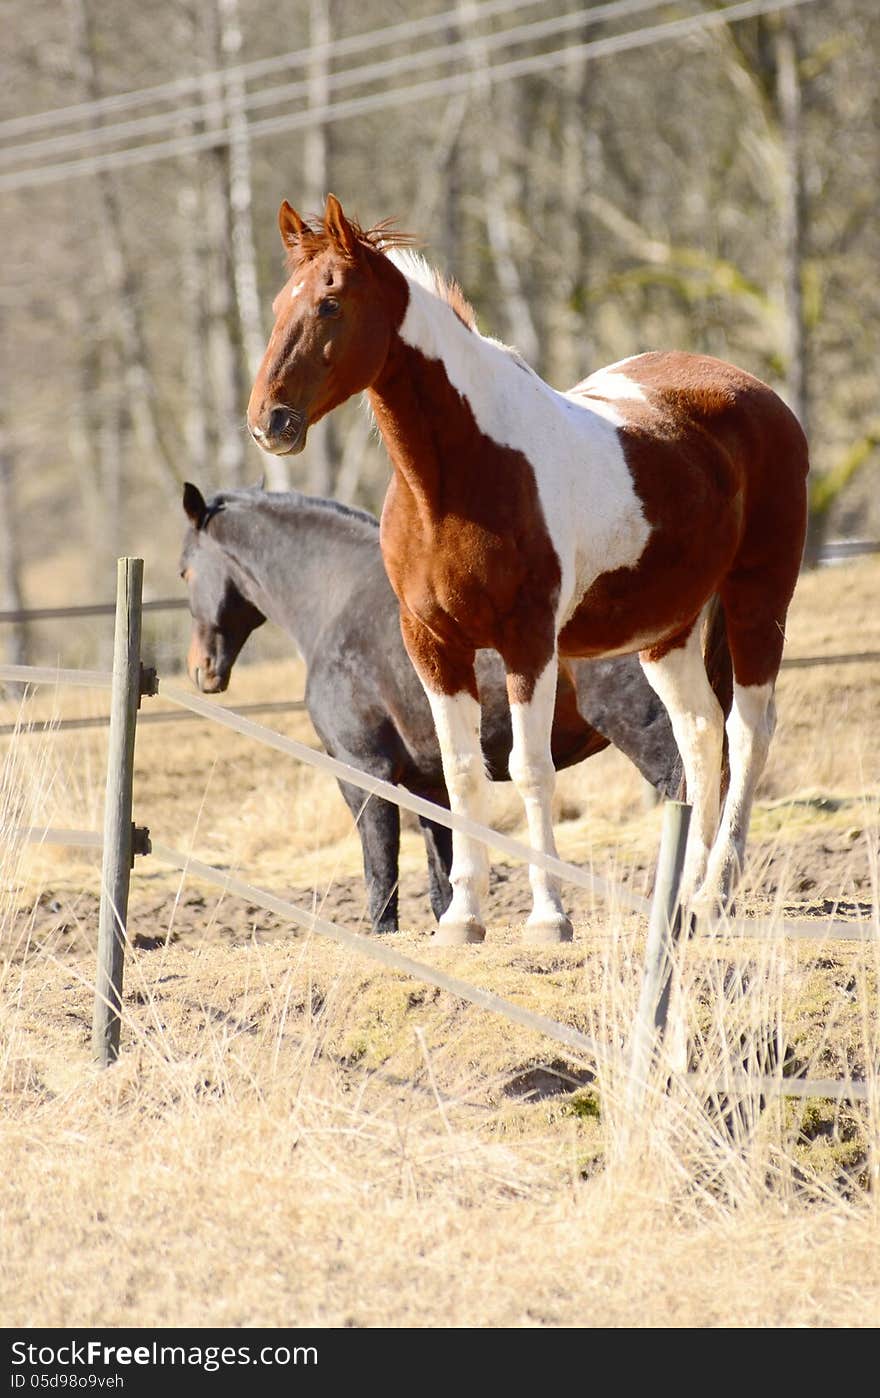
[10,820,870,1103]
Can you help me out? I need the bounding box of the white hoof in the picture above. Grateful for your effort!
[434,917,486,946]
[522,913,574,945]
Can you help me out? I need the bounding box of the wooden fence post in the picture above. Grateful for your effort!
[626,800,692,1117]
[92,558,145,1065]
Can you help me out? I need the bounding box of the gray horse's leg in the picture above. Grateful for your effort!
[337,781,401,933]
[418,814,453,923]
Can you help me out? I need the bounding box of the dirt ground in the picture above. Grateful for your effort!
[1,557,878,1329]
[12,812,877,963]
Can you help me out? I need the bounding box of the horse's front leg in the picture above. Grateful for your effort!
[506,653,574,944]
[401,613,490,944]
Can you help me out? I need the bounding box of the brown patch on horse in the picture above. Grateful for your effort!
[374,340,561,701]
[562,352,808,686]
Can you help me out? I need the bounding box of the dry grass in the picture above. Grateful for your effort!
[2,924,879,1328]
[1,558,879,1328]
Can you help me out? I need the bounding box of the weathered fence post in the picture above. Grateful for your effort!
[626,800,692,1117]
[92,558,146,1065]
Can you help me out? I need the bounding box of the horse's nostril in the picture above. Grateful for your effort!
[268,406,295,438]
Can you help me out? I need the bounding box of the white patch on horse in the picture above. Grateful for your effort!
[422,686,490,942]
[386,252,652,633]
[289,280,305,300]
[507,657,572,940]
[700,679,776,905]
[576,362,649,404]
[639,609,725,899]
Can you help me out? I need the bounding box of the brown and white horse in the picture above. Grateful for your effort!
[248,194,808,945]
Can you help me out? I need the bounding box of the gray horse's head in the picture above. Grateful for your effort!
[179,482,266,693]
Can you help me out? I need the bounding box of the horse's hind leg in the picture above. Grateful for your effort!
[506,654,573,944]
[338,780,401,933]
[698,590,786,908]
[418,813,453,922]
[699,679,776,907]
[639,612,726,904]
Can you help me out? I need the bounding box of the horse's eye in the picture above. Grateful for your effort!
[317,297,340,318]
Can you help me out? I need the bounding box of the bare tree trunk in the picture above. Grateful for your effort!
[775,15,818,565]
[66,291,104,536]
[219,0,264,377]
[0,425,29,677]
[63,277,123,669]
[218,0,260,371]
[302,0,338,497]
[178,181,211,481]
[416,94,468,250]
[775,15,808,437]
[174,10,211,485]
[97,338,126,566]
[554,47,593,388]
[64,0,181,500]
[335,95,470,506]
[200,3,248,488]
[457,0,539,363]
[218,0,285,489]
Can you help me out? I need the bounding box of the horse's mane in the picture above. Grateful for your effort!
[204,486,380,532]
[300,494,379,530]
[385,247,477,331]
[284,213,415,272]
[286,215,477,332]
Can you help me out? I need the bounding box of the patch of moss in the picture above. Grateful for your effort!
[562,1090,601,1121]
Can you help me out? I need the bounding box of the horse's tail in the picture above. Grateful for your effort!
[674,595,732,801]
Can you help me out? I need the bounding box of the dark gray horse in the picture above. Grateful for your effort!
[180,484,680,931]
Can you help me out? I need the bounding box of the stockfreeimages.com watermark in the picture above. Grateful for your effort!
[10,1341,317,1378]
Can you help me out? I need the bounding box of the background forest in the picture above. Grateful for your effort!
[1,0,878,670]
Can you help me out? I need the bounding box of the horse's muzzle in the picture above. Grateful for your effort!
[193,664,229,695]
[249,404,307,455]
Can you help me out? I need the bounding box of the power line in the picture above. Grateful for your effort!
[0,0,546,139]
[0,0,668,170]
[0,0,821,195]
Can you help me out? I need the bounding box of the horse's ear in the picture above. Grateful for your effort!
[324,193,359,259]
[183,482,208,528]
[278,199,307,250]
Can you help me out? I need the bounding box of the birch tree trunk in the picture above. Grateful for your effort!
[775,14,819,565]
[335,94,470,506]
[175,9,211,484]
[457,0,539,363]
[219,0,264,378]
[218,0,285,488]
[554,46,593,388]
[0,424,29,677]
[200,3,247,488]
[775,14,808,438]
[303,0,338,497]
[64,0,180,500]
[178,180,211,482]
[63,275,124,667]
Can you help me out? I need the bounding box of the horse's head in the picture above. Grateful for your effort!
[179,483,266,693]
[247,193,409,456]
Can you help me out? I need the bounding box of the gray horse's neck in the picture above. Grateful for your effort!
[210,489,381,662]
